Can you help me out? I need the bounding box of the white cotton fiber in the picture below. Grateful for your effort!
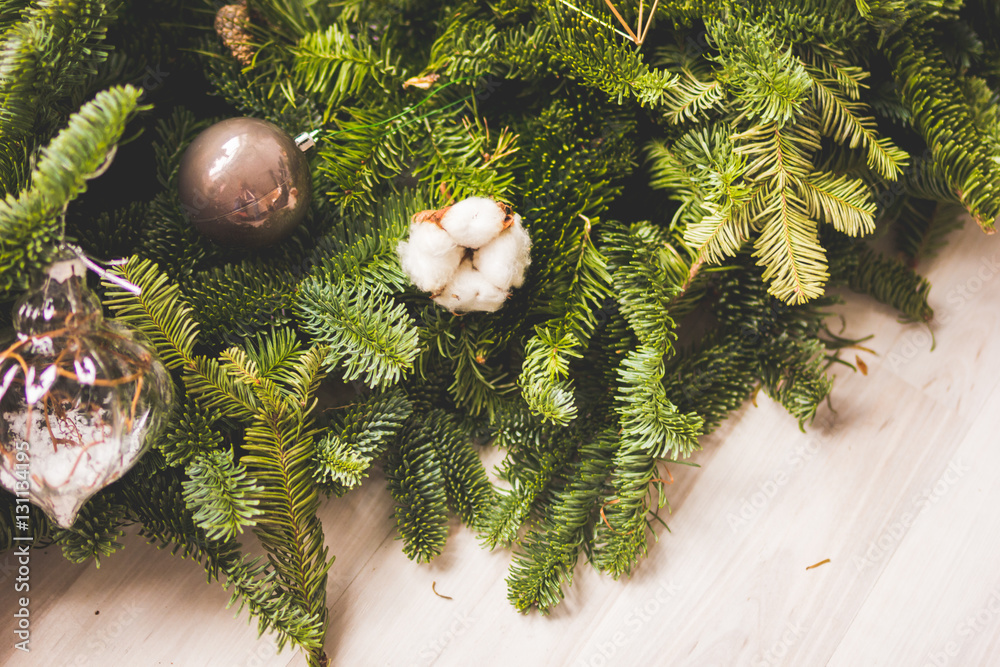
[433,260,509,313]
[473,214,531,290]
[399,198,531,313]
[439,197,507,248]
[397,221,464,294]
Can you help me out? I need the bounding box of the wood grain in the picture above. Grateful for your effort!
[3,220,999,667]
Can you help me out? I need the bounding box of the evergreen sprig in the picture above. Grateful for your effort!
[182,448,263,542]
[887,31,1000,229]
[506,429,617,613]
[295,277,420,389]
[0,0,121,185]
[313,390,413,492]
[0,84,141,295]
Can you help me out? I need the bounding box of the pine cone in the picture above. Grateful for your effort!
[215,2,254,67]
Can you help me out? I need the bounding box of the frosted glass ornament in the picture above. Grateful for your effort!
[0,250,173,528]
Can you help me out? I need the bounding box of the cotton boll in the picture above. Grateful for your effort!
[439,197,507,248]
[470,283,509,312]
[432,260,509,313]
[398,221,464,293]
[473,214,532,290]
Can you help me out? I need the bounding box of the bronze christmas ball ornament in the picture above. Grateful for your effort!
[178,117,311,248]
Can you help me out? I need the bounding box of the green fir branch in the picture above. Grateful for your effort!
[385,417,450,563]
[507,429,616,613]
[0,84,141,295]
[547,3,679,107]
[313,390,413,492]
[296,277,420,390]
[183,448,263,542]
[54,493,127,565]
[886,32,1000,229]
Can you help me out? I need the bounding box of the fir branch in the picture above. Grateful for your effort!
[647,129,752,264]
[313,390,412,492]
[480,411,575,549]
[159,395,224,468]
[604,221,687,351]
[183,448,264,542]
[54,493,127,565]
[141,189,206,280]
[250,0,335,41]
[507,429,617,613]
[514,98,635,309]
[901,154,964,204]
[805,60,909,181]
[757,336,832,428]
[416,308,517,421]
[736,121,830,304]
[103,255,199,370]
[708,18,811,125]
[385,417,450,563]
[847,245,934,321]
[413,116,520,203]
[660,66,724,124]
[311,188,419,293]
[0,0,121,180]
[239,368,333,656]
[663,333,756,433]
[615,344,703,459]
[0,84,141,295]
[433,410,495,530]
[70,200,149,259]
[547,3,679,107]
[425,15,502,79]
[295,277,420,390]
[886,32,1000,230]
[201,47,320,131]
[315,104,410,210]
[186,261,297,347]
[519,333,582,425]
[519,219,613,424]
[104,257,264,420]
[590,440,661,578]
[893,199,963,264]
[799,172,876,237]
[292,22,399,115]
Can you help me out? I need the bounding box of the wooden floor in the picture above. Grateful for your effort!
[5,219,1000,667]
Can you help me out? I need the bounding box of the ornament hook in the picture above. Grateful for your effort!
[65,245,141,296]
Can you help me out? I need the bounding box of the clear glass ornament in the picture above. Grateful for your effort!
[0,250,172,528]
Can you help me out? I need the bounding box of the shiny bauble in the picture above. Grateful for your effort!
[0,250,173,528]
[177,117,311,249]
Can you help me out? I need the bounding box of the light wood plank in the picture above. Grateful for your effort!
[828,377,1000,667]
